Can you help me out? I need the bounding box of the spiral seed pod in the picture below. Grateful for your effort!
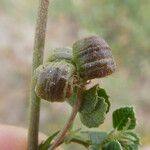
[35,60,75,102]
[47,47,73,62]
[73,36,116,80]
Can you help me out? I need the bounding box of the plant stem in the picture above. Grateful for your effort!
[28,0,49,150]
[50,86,84,150]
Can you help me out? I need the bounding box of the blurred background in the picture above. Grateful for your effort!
[0,0,149,149]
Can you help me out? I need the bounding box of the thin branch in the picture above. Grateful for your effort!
[28,0,49,150]
[55,137,89,149]
[50,86,84,150]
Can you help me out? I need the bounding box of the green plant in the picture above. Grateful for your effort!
[28,1,140,150]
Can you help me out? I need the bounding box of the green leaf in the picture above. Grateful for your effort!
[103,141,123,150]
[80,85,99,114]
[68,85,110,128]
[81,131,107,145]
[68,85,110,114]
[79,97,108,128]
[104,130,140,150]
[97,87,110,113]
[112,107,136,130]
[38,131,59,150]
[68,85,99,114]
[118,131,140,150]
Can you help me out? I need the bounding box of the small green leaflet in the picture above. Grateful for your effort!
[68,85,110,128]
[118,131,140,150]
[103,140,123,150]
[68,85,110,114]
[81,131,107,145]
[101,105,139,150]
[80,85,99,114]
[68,85,99,113]
[79,97,108,128]
[38,131,59,150]
[112,107,136,130]
[97,87,110,113]
[102,131,140,150]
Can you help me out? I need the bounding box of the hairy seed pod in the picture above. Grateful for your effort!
[73,36,116,80]
[47,47,73,62]
[35,60,75,102]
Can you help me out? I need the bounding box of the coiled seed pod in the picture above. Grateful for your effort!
[73,36,116,80]
[47,47,73,62]
[35,60,75,102]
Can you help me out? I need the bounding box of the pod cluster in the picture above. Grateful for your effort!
[35,47,75,102]
[35,36,116,102]
[35,60,75,102]
[73,36,116,80]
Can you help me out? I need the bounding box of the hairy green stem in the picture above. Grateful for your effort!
[28,0,49,150]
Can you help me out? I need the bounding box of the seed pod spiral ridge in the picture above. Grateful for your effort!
[73,36,116,80]
[35,60,75,102]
